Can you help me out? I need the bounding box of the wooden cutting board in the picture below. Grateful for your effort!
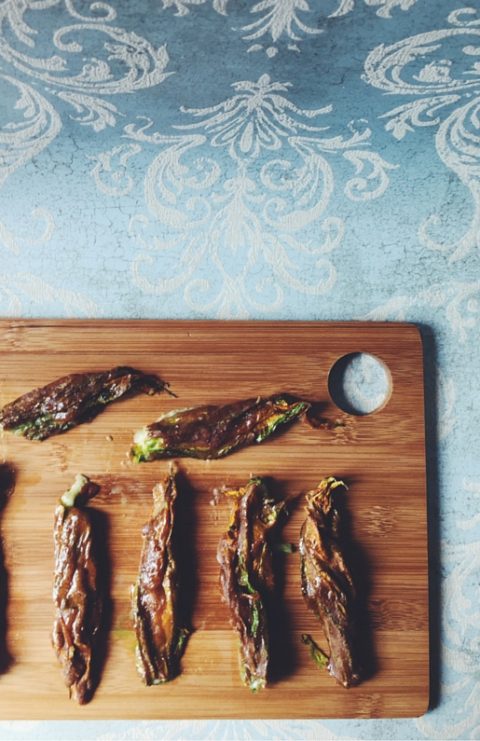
[0,320,429,719]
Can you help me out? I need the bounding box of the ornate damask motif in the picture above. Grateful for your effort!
[0,73,58,253]
[436,369,456,441]
[163,0,228,17]
[162,0,419,56]
[364,281,480,343]
[0,0,171,141]
[114,74,395,316]
[0,272,98,315]
[363,7,480,261]
[0,0,172,256]
[318,0,418,19]
[0,206,55,255]
[362,0,417,18]
[365,285,480,738]
[0,74,60,188]
[93,718,339,740]
[417,518,480,740]
[89,143,142,196]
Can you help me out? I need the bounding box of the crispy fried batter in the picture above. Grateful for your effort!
[131,394,309,462]
[299,477,360,688]
[0,367,168,440]
[52,475,103,704]
[217,477,283,691]
[132,469,188,685]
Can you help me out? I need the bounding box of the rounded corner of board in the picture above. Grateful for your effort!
[412,696,431,719]
[402,322,426,344]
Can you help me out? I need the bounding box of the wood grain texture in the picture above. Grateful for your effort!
[0,320,429,719]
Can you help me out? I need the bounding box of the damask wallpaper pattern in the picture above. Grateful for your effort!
[0,1,479,739]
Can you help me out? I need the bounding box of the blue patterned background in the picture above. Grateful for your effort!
[1,0,479,738]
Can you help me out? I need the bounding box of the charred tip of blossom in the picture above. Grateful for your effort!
[306,476,347,510]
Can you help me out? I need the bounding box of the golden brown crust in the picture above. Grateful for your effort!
[217,478,283,691]
[131,395,310,461]
[299,477,360,688]
[0,367,167,440]
[132,471,187,685]
[52,478,102,704]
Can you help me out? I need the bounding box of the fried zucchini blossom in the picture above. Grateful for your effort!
[217,477,283,691]
[132,469,188,685]
[299,476,360,688]
[52,474,104,704]
[0,367,169,440]
[131,394,309,462]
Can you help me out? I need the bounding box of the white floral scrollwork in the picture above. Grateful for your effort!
[162,0,419,57]
[240,0,322,57]
[0,73,61,189]
[89,143,142,196]
[331,0,418,18]
[163,0,228,17]
[0,73,59,253]
[121,74,395,316]
[176,76,335,160]
[0,272,98,316]
[89,718,340,740]
[0,1,171,133]
[365,281,480,343]
[342,149,397,200]
[0,208,56,255]
[436,369,456,441]
[364,8,480,261]
[51,91,120,132]
[417,496,480,740]
[363,0,417,19]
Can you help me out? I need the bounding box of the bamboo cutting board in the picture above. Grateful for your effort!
[0,320,428,719]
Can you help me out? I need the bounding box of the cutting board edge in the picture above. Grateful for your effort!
[0,319,430,720]
[0,318,423,332]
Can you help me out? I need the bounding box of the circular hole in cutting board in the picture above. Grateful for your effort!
[328,352,391,415]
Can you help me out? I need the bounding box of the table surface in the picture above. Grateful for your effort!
[0,1,478,740]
